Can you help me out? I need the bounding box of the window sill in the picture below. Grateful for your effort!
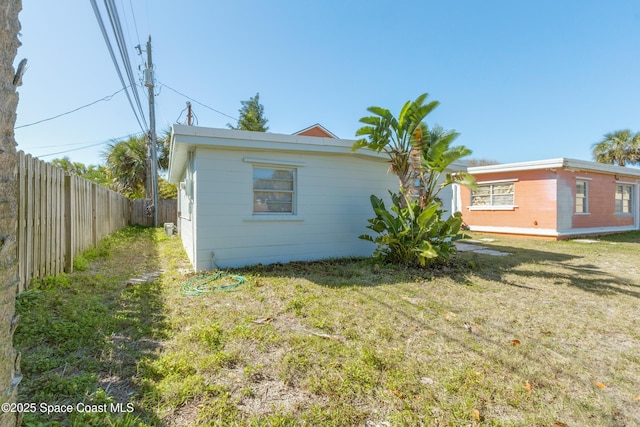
[573,213,590,215]
[468,205,517,211]
[243,215,305,222]
[615,212,633,217]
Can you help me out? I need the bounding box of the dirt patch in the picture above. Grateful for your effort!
[101,334,162,403]
[237,377,323,416]
[166,399,201,427]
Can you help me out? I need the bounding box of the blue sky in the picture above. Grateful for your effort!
[14,1,640,167]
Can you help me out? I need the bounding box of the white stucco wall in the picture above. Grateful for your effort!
[190,147,397,269]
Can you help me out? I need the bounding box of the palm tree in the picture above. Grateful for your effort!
[157,126,172,171]
[592,130,640,167]
[103,136,148,198]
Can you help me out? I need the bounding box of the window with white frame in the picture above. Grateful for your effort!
[575,180,588,213]
[615,184,632,214]
[253,167,295,213]
[471,182,514,207]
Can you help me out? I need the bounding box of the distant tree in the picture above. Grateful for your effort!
[157,126,172,171]
[52,157,109,186]
[102,132,172,198]
[227,93,269,132]
[52,157,87,175]
[156,126,178,199]
[159,176,177,199]
[83,164,110,186]
[102,136,148,198]
[592,129,640,167]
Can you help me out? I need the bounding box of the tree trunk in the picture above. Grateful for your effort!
[0,0,22,425]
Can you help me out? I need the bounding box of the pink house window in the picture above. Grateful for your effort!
[471,182,514,207]
[575,181,588,213]
[615,184,632,214]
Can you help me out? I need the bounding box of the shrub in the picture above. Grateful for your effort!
[360,191,465,266]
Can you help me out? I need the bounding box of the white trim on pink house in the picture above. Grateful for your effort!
[468,158,640,178]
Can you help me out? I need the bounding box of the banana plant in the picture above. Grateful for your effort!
[416,125,476,209]
[353,93,439,204]
[354,94,474,265]
[360,191,465,266]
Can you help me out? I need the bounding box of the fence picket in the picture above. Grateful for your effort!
[15,151,177,291]
[129,199,176,226]
[16,153,123,290]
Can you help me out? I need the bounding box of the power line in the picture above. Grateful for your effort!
[119,0,145,74]
[34,131,144,158]
[158,81,238,122]
[15,87,127,130]
[127,0,141,47]
[175,105,188,124]
[144,0,152,40]
[120,0,141,50]
[90,0,147,133]
[37,140,110,158]
[90,0,146,132]
[26,131,142,150]
[103,0,148,127]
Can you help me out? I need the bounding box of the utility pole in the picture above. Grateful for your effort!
[186,101,193,126]
[144,35,159,227]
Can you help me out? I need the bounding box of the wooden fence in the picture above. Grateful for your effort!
[130,198,177,227]
[16,151,130,292]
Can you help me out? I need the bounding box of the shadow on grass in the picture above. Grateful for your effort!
[217,234,640,425]
[14,226,168,426]
[595,230,640,243]
[457,240,640,299]
[242,235,640,299]
[244,242,634,419]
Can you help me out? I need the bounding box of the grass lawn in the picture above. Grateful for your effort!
[14,227,640,426]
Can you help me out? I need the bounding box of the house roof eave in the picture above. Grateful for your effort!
[467,157,640,178]
[167,125,388,182]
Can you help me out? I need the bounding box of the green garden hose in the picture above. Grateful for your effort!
[181,272,247,296]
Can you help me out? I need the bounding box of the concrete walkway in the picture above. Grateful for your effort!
[455,241,511,256]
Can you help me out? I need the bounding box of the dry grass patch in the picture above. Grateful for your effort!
[143,231,639,426]
[16,228,640,426]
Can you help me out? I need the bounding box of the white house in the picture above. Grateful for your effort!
[167,125,396,269]
[167,125,465,270]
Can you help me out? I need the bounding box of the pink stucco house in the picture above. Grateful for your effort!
[459,158,640,239]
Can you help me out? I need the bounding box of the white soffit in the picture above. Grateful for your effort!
[468,158,640,178]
